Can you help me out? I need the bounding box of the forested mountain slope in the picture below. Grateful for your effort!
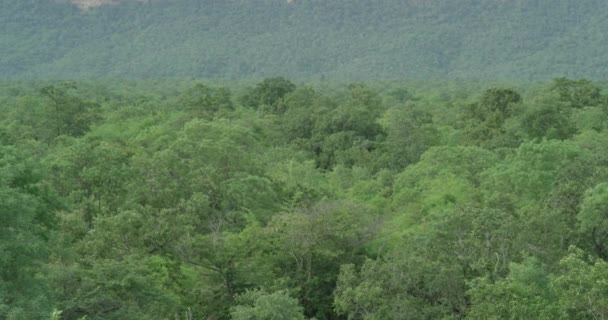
[3,0,608,79]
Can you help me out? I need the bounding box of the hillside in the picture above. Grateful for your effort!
[3,0,608,79]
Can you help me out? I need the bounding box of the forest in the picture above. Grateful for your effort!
[3,0,608,80]
[2,77,608,319]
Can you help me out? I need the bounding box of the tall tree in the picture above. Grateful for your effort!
[0,146,59,319]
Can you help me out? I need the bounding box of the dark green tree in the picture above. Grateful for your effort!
[240,77,296,112]
[40,83,100,139]
[550,78,603,109]
[178,83,234,116]
[0,146,59,319]
[462,88,522,147]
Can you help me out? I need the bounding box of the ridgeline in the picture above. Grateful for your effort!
[3,0,608,80]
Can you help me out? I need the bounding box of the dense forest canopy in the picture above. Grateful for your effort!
[4,0,608,318]
[3,0,608,79]
[2,77,608,319]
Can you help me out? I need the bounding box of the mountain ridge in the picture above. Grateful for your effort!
[3,0,607,80]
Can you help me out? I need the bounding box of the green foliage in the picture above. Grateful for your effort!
[391,146,496,221]
[44,138,133,226]
[378,107,440,170]
[468,247,608,319]
[178,83,234,116]
[39,84,101,139]
[461,88,522,147]
[0,78,606,320]
[231,290,306,320]
[578,183,608,259]
[550,78,603,109]
[260,200,376,319]
[520,90,578,141]
[466,257,559,320]
[552,247,608,319]
[481,139,581,210]
[310,84,386,169]
[241,77,296,112]
[0,146,59,319]
[51,256,181,320]
[335,253,466,320]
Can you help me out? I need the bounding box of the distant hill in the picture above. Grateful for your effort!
[3,0,608,80]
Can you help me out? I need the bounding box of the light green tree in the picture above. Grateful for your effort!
[231,290,306,320]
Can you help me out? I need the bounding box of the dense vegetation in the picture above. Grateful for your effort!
[2,77,608,319]
[4,0,608,80]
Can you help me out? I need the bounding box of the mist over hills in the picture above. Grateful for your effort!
[3,0,608,80]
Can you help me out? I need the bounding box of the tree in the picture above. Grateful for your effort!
[521,92,577,140]
[467,247,608,320]
[261,201,376,319]
[240,77,296,112]
[481,139,581,210]
[466,257,559,320]
[279,87,326,143]
[378,106,440,170]
[335,251,466,320]
[552,247,608,319]
[577,182,608,259]
[50,255,181,320]
[549,78,603,109]
[391,146,497,223]
[178,83,233,116]
[461,88,522,147]
[231,290,306,320]
[44,138,133,228]
[40,83,100,138]
[0,146,59,319]
[310,84,385,169]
